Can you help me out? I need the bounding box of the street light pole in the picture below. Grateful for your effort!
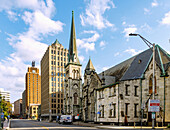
[129,33,155,129]
[152,43,155,129]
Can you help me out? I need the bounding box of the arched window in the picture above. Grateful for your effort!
[72,70,76,79]
[149,74,157,94]
[76,70,79,79]
[73,93,78,105]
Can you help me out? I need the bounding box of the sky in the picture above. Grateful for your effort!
[0,0,170,103]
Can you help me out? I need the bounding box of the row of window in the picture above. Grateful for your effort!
[51,72,66,76]
[51,56,67,61]
[99,103,138,118]
[51,50,67,56]
[51,66,65,71]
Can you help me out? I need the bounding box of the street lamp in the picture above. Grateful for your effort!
[129,33,155,129]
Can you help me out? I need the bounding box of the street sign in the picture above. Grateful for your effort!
[148,99,160,112]
[97,111,101,114]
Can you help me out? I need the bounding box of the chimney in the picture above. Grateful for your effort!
[101,71,105,86]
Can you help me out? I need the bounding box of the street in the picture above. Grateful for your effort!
[9,119,166,130]
[10,119,98,130]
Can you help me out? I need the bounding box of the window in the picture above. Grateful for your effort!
[51,50,53,54]
[54,56,56,59]
[58,73,60,76]
[125,103,129,116]
[61,52,63,55]
[102,105,104,117]
[61,62,62,66]
[54,50,56,54]
[58,62,59,66]
[64,52,65,56]
[149,75,157,94]
[51,77,53,81]
[51,55,53,59]
[73,93,78,105]
[109,104,116,118]
[58,51,59,55]
[54,77,56,81]
[51,66,53,70]
[61,57,63,60]
[134,104,138,117]
[134,86,138,96]
[58,57,59,60]
[64,58,66,61]
[54,61,56,65]
[125,85,129,96]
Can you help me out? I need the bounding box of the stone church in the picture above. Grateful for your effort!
[83,45,170,126]
[64,11,82,117]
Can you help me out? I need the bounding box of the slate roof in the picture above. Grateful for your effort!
[99,56,135,82]
[100,45,170,82]
[98,75,116,86]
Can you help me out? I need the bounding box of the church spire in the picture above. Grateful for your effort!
[85,58,95,71]
[68,11,80,64]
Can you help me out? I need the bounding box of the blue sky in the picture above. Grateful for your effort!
[0,0,170,103]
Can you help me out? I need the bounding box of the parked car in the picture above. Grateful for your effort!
[58,115,72,124]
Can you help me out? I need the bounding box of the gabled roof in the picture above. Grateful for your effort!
[101,44,170,82]
[99,56,135,82]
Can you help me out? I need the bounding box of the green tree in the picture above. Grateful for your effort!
[0,99,12,118]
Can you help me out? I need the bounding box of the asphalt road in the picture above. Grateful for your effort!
[10,119,98,130]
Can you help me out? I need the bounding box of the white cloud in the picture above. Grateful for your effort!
[99,41,106,47]
[80,0,115,29]
[0,0,55,18]
[114,52,120,57]
[79,55,85,63]
[161,11,170,25]
[151,0,158,7]
[123,24,137,41]
[22,11,64,40]
[102,66,110,71]
[122,21,126,25]
[144,8,150,15]
[0,0,64,102]
[77,31,100,52]
[140,23,152,33]
[124,48,142,56]
[7,11,18,21]
[99,41,106,50]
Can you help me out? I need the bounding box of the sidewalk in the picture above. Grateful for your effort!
[2,120,10,130]
[73,121,168,129]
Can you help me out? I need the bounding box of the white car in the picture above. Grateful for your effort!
[58,115,73,124]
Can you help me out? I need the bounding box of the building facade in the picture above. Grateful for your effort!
[22,90,26,118]
[64,11,82,117]
[25,61,41,119]
[14,99,22,117]
[0,88,10,102]
[83,45,170,126]
[41,39,68,120]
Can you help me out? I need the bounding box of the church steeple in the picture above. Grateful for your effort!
[85,58,95,71]
[68,11,80,64]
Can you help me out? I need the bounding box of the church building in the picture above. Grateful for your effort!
[64,11,83,117]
